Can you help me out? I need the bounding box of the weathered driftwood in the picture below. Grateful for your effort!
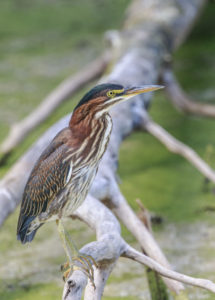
[0,52,110,159]
[62,196,215,300]
[0,0,213,299]
[162,65,215,117]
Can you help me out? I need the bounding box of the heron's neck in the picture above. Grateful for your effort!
[69,106,112,136]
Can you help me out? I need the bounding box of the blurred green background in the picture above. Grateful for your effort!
[0,0,215,299]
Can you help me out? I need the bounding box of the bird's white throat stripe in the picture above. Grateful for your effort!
[99,115,112,154]
[95,108,109,119]
[81,121,105,164]
[65,163,73,184]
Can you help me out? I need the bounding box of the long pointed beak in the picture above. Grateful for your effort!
[123,85,164,98]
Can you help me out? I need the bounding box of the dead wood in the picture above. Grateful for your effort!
[63,196,215,299]
[143,117,215,182]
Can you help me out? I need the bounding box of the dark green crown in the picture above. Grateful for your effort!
[74,83,124,110]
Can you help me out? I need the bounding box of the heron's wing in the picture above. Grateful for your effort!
[17,129,73,230]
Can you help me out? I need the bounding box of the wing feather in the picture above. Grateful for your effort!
[17,129,73,233]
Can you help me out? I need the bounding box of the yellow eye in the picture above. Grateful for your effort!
[107,90,115,98]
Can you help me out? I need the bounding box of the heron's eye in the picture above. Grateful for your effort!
[107,90,115,98]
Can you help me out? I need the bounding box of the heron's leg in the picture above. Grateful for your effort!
[64,226,98,275]
[56,219,73,264]
[56,219,97,288]
[64,227,79,255]
[64,228,97,266]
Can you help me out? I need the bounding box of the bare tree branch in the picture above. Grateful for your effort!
[63,195,122,300]
[162,65,215,117]
[143,117,215,182]
[123,246,215,294]
[83,263,116,300]
[109,185,184,294]
[62,195,215,299]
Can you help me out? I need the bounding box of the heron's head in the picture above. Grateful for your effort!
[74,83,164,117]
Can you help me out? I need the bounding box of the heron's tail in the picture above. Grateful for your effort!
[17,215,41,244]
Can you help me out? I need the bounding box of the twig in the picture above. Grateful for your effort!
[136,198,153,232]
[136,199,169,300]
[123,245,215,293]
[162,66,215,117]
[143,118,215,183]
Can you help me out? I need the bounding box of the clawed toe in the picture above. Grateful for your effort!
[61,261,70,272]
[61,254,97,288]
[63,268,71,282]
[73,254,97,289]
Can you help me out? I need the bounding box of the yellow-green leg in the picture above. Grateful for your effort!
[56,219,73,263]
[56,219,97,288]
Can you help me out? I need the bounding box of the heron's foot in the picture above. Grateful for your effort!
[61,261,70,272]
[61,254,98,289]
[61,261,70,280]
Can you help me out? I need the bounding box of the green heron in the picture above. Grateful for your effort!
[17,83,163,284]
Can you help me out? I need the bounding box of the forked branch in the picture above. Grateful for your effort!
[63,195,215,299]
